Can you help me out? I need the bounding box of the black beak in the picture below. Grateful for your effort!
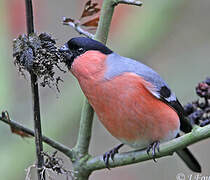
[59,44,70,53]
[59,44,74,68]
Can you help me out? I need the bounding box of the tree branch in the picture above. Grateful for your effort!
[114,0,143,6]
[62,19,94,39]
[85,125,210,171]
[25,0,44,179]
[74,99,94,156]
[0,116,74,160]
[95,0,115,43]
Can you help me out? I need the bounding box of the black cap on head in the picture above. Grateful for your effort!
[68,37,113,55]
[59,37,113,68]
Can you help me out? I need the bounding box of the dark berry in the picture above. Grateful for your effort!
[205,77,210,85]
[189,110,203,124]
[184,103,194,115]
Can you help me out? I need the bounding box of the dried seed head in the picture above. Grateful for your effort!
[196,82,210,99]
[13,33,66,92]
[184,77,210,126]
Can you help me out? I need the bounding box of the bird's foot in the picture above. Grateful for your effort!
[103,143,124,169]
[200,119,210,127]
[146,141,160,162]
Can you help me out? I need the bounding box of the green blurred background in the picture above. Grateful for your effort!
[0,0,210,179]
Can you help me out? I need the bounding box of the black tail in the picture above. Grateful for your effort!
[150,98,201,172]
[176,147,201,173]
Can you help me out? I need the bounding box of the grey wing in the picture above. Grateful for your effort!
[105,53,192,133]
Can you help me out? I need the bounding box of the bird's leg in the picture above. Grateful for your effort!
[146,141,160,162]
[103,143,124,169]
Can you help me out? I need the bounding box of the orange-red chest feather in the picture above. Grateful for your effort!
[71,51,180,149]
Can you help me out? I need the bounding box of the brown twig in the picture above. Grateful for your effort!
[0,115,74,159]
[62,18,94,39]
[114,0,143,6]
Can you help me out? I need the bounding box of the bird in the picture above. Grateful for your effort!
[59,37,201,172]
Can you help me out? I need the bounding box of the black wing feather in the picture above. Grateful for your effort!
[160,97,192,133]
[158,85,192,133]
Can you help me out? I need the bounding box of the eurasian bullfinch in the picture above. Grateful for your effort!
[60,37,201,172]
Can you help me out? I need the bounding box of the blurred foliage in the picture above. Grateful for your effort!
[0,0,210,180]
[0,0,12,108]
[111,0,186,56]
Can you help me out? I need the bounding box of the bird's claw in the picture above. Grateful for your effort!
[200,119,210,127]
[146,141,160,162]
[103,144,124,169]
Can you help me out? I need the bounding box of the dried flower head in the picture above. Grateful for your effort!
[13,33,66,92]
[184,77,210,127]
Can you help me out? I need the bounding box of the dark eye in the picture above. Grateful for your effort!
[78,48,84,53]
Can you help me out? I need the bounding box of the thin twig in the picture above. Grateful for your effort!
[0,116,74,159]
[114,0,143,6]
[85,125,210,171]
[25,0,34,34]
[63,19,94,39]
[25,0,44,179]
